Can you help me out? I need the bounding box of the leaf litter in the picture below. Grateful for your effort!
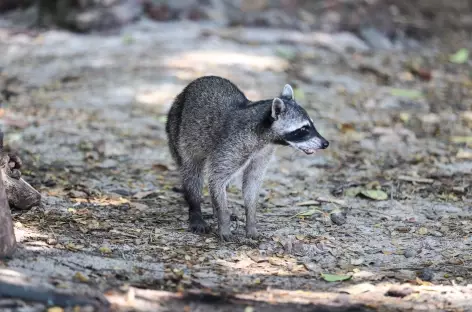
[1,13,472,312]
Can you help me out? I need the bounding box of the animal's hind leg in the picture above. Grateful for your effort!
[181,159,210,234]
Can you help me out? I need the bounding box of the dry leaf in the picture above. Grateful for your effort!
[74,272,89,283]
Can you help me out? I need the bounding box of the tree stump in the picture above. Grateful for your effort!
[0,131,41,258]
[0,169,16,258]
[0,152,41,211]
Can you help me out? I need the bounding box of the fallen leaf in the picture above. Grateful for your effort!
[316,196,347,206]
[418,227,428,235]
[344,187,362,197]
[449,48,469,64]
[457,149,472,159]
[295,234,306,241]
[290,208,322,218]
[74,272,89,283]
[409,67,432,81]
[416,277,433,286]
[244,307,254,312]
[152,164,169,171]
[296,200,320,206]
[389,88,423,99]
[451,136,472,144]
[321,273,352,282]
[99,246,112,254]
[130,202,149,210]
[133,190,158,199]
[275,47,296,60]
[398,175,434,184]
[47,308,64,312]
[359,189,388,201]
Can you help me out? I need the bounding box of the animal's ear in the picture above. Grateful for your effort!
[271,98,285,120]
[281,84,294,100]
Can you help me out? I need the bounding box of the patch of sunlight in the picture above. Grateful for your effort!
[0,268,29,285]
[164,50,289,72]
[135,83,185,112]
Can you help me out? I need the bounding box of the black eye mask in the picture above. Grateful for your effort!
[283,124,316,143]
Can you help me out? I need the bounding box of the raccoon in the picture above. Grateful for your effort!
[166,76,328,241]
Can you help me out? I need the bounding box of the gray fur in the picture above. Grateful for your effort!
[166,76,328,241]
[281,84,294,99]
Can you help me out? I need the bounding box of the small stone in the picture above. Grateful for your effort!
[46,236,57,245]
[418,268,434,281]
[330,210,347,225]
[68,190,87,198]
[350,257,364,265]
[404,249,416,258]
[111,189,133,196]
[97,159,118,169]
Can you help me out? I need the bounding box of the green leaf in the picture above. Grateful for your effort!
[344,187,362,197]
[122,34,135,45]
[389,88,423,99]
[321,273,352,282]
[275,47,296,60]
[449,48,469,64]
[359,189,388,201]
[290,208,322,219]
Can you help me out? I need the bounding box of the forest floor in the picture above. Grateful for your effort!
[0,9,471,312]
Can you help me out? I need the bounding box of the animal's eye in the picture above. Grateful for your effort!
[300,125,310,132]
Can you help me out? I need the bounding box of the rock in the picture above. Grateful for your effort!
[110,188,133,196]
[68,190,88,198]
[0,169,16,258]
[97,159,118,169]
[359,27,393,50]
[330,210,347,225]
[418,268,434,281]
[404,249,416,258]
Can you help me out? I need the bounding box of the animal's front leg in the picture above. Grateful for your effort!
[242,146,274,239]
[208,154,243,241]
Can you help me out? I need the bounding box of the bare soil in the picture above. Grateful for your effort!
[0,13,471,312]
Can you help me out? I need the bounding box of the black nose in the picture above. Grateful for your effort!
[322,140,329,149]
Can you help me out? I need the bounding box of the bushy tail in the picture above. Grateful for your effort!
[165,92,185,167]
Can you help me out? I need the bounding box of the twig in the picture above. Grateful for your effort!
[397,175,434,184]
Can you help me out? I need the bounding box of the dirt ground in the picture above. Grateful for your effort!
[0,10,471,312]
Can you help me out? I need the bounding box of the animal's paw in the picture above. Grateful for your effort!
[189,216,211,234]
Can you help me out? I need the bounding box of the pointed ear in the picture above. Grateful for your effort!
[281,84,294,100]
[271,98,285,120]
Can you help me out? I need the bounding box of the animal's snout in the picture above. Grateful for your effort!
[321,139,329,149]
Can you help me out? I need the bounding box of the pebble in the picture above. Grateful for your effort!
[419,268,434,281]
[330,210,347,225]
[111,188,133,196]
[404,249,416,258]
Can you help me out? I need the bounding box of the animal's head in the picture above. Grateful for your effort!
[270,84,329,154]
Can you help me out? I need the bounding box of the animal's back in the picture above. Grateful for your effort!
[166,76,248,166]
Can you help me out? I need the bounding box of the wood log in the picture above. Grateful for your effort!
[0,169,16,258]
[0,133,41,211]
